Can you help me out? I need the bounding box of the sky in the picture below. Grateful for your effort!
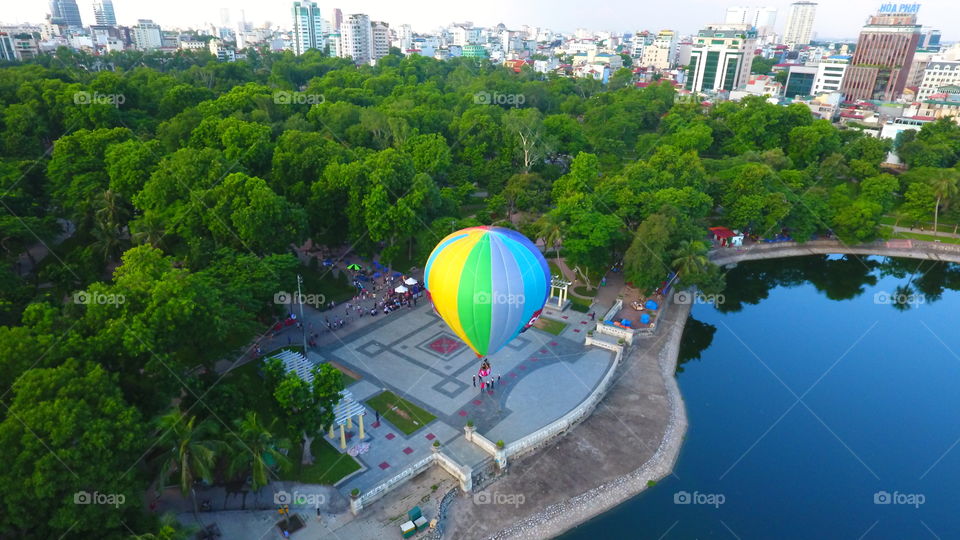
[3,0,954,41]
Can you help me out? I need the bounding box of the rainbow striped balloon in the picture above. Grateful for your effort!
[424,226,550,357]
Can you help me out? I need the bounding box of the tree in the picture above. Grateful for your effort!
[228,412,291,491]
[929,172,959,237]
[273,363,343,463]
[153,408,223,498]
[0,359,147,538]
[623,213,673,292]
[504,107,552,172]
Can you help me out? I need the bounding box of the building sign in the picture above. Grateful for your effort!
[879,3,921,14]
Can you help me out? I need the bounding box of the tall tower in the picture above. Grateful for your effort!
[339,14,373,64]
[92,0,117,26]
[840,5,922,101]
[291,1,323,55]
[49,0,83,28]
[782,1,817,46]
[725,6,777,38]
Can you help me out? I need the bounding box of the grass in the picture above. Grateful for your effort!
[573,285,597,297]
[570,295,592,313]
[278,436,361,485]
[338,368,358,388]
[881,215,960,234]
[366,391,436,435]
[889,230,960,245]
[263,346,304,357]
[547,259,563,278]
[229,359,360,485]
[300,266,357,306]
[535,317,568,335]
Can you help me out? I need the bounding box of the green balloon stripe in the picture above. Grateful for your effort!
[458,235,492,355]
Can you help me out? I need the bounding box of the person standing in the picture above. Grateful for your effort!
[472,375,476,387]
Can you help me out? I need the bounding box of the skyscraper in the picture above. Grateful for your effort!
[782,1,817,47]
[332,8,343,33]
[840,5,922,101]
[93,0,117,26]
[686,24,757,93]
[132,19,162,50]
[339,14,372,64]
[291,1,323,55]
[725,6,777,38]
[371,21,390,61]
[49,0,83,28]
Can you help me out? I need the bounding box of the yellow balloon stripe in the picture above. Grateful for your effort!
[427,229,484,352]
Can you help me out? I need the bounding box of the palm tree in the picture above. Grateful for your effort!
[928,174,959,237]
[228,412,291,492]
[130,213,167,248]
[536,213,564,268]
[153,408,223,501]
[671,240,710,279]
[128,513,196,540]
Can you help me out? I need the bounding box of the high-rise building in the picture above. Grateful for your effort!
[840,6,922,101]
[811,56,850,94]
[132,19,162,50]
[686,24,757,92]
[921,29,941,52]
[291,1,323,55]
[332,8,343,32]
[0,33,18,62]
[783,1,817,47]
[92,0,117,26]
[725,6,777,37]
[49,0,83,28]
[371,21,390,61]
[339,13,372,64]
[640,30,678,70]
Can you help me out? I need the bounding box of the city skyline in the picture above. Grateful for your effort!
[4,0,955,40]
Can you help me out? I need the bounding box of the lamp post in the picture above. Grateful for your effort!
[297,274,308,353]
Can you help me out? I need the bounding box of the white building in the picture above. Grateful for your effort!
[291,1,323,55]
[725,6,778,37]
[132,19,162,51]
[209,39,236,62]
[783,1,817,47]
[918,62,960,100]
[339,13,372,64]
[371,21,390,61]
[812,56,850,95]
[393,24,413,51]
[640,30,678,70]
[686,24,757,93]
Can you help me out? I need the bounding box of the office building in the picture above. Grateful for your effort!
[918,62,960,100]
[132,19,162,50]
[92,0,117,26]
[291,1,323,55]
[339,13,373,64]
[785,64,817,97]
[725,6,777,37]
[840,6,921,101]
[49,0,83,28]
[0,33,18,62]
[783,1,817,47]
[640,30,678,69]
[811,56,849,94]
[686,24,757,92]
[921,29,941,52]
[371,21,390,61]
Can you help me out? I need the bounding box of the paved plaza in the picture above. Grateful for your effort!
[308,302,615,496]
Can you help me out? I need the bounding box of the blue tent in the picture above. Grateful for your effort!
[640,313,651,324]
[645,299,659,310]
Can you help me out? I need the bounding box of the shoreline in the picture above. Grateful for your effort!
[492,301,692,539]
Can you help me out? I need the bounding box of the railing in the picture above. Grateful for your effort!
[596,322,633,344]
[601,298,622,322]
[358,453,435,508]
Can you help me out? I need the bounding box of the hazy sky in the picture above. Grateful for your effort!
[4,0,953,40]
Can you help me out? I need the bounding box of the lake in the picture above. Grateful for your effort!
[564,255,960,539]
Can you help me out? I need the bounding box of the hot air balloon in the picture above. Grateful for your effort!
[424,226,551,358]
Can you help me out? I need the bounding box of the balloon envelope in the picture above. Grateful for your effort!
[424,226,550,357]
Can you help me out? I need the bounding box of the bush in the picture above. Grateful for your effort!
[433,440,440,447]
[496,440,505,448]
[466,420,474,428]
[350,488,360,497]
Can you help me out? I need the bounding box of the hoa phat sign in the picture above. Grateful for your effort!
[878,3,920,14]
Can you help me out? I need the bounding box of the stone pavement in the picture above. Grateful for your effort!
[309,302,616,500]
